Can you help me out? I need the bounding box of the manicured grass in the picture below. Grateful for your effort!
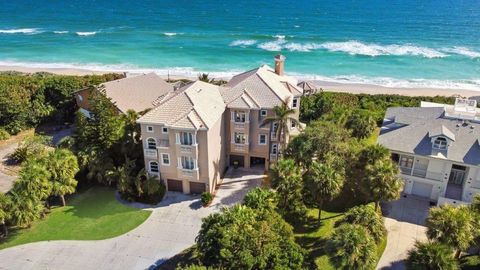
[293,208,387,270]
[0,186,151,249]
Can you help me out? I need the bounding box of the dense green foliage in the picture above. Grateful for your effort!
[0,186,150,249]
[337,204,386,243]
[243,188,277,211]
[407,241,458,270]
[0,128,10,140]
[0,72,122,134]
[196,204,304,269]
[10,135,51,163]
[328,223,377,270]
[200,192,213,206]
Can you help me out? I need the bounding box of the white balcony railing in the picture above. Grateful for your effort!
[144,149,157,158]
[180,145,195,153]
[412,168,427,178]
[270,153,278,161]
[234,122,246,129]
[233,143,249,152]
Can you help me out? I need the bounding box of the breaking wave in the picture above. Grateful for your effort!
[229,39,257,47]
[163,32,178,36]
[442,46,480,58]
[0,28,41,34]
[53,31,69,34]
[76,31,96,36]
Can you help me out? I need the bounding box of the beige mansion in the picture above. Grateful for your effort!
[137,55,305,194]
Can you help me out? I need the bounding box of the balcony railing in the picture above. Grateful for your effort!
[270,153,278,161]
[144,149,157,158]
[412,168,427,178]
[399,166,412,175]
[180,145,193,153]
[400,166,444,182]
[234,122,246,129]
[233,143,249,152]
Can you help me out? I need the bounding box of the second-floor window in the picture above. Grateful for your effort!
[147,138,156,149]
[161,153,170,165]
[433,137,447,150]
[181,156,195,170]
[400,155,414,169]
[234,132,247,144]
[180,132,194,145]
[292,98,298,108]
[147,126,154,132]
[234,111,246,123]
[259,134,267,145]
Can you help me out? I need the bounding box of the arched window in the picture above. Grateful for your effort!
[147,138,156,149]
[149,161,159,173]
[433,137,447,150]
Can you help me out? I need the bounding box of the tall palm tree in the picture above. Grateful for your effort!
[305,160,344,222]
[329,224,377,270]
[269,159,303,213]
[365,159,403,211]
[0,192,11,237]
[46,149,79,206]
[261,97,302,155]
[426,205,475,258]
[406,241,459,270]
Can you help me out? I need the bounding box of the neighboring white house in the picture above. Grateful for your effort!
[378,98,480,206]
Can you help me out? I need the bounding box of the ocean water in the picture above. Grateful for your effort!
[1,0,480,90]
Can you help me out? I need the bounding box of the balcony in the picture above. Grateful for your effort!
[234,122,247,130]
[175,143,198,156]
[177,167,199,180]
[144,149,157,158]
[232,143,249,153]
[270,153,278,161]
[412,168,427,178]
[400,167,444,182]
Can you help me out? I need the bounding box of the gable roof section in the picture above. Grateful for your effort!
[378,107,480,165]
[429,125,456,141]
[100,73,173,113]
[222,65,301,109]
[138,81,225,130]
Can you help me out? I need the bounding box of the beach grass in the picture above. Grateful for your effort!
[0,186,151,250]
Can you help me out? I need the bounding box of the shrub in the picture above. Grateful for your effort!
[0,128,10,140]
[243,188,277,211]
[406,241,458,270]
[338,204,386,242]
[10,135,52,163]
[201,192,213,206]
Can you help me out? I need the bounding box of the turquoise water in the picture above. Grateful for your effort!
[1,0,480,89]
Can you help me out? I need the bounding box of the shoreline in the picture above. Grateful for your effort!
[0,65,479,98]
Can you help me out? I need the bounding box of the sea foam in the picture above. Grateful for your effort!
[163,32,178,36]
[53,31,69,34]
[0,28,41,34]
[76,31,96,36]
[229,39,257,47]
[442,46,480,58]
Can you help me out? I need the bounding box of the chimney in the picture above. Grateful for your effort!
[274,54,286,76]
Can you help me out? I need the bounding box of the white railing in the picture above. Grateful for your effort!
[180,145,194,153]
[412,168,427,178]
[234,122,246,129]
[144,149,157,158]
[270,153,278,161]
[400,167,443,182]
[437,196,469,207]
[233,143,249,152]
[399,166,412,175]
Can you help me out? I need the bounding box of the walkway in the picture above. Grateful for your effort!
[0,142,19,193]
[0,167,264,270]
[376,195,430,270]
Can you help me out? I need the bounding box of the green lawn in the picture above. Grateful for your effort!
[293,208,387,270]
[0,186,151,249]
[363,127,381,145]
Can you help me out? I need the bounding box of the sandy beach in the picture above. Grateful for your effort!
[1,65,479,98]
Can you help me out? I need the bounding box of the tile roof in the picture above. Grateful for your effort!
[221,65,302,109]
[137,81,225,130]
[378,106,480,165]
[101,73,173,113]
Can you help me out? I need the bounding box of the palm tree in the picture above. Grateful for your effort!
[406,241,459,270]
[0,192,11,237]
[8,191,44,228]
[329,224,377,270]
[46,149,79,206]
[365,159,403,211]
[426,205,475,258]
[198,73,213,83]
[340,204,385,243]
[14,160,52,202]
[269,159,303,214]
[305,160,344,222]
[261,97,302,155]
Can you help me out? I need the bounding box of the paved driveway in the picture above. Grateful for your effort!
[0,167,264,270]
[0,143,18,193]
[376,195,431,270]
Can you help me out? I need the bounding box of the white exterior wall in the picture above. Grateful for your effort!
[394,151,480,203]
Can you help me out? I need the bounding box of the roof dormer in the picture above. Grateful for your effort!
[429,125,455,151]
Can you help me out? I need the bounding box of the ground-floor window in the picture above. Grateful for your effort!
[149,161,159,173]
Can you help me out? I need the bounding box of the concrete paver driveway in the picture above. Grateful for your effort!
[0,167,264,270]
[0,143,18,193]
[376,195,431,270]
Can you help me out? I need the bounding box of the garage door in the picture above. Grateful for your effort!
[189,182,206,194]
[167,179,183,193]
[230,155,245,167]
[411,181,433,198]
